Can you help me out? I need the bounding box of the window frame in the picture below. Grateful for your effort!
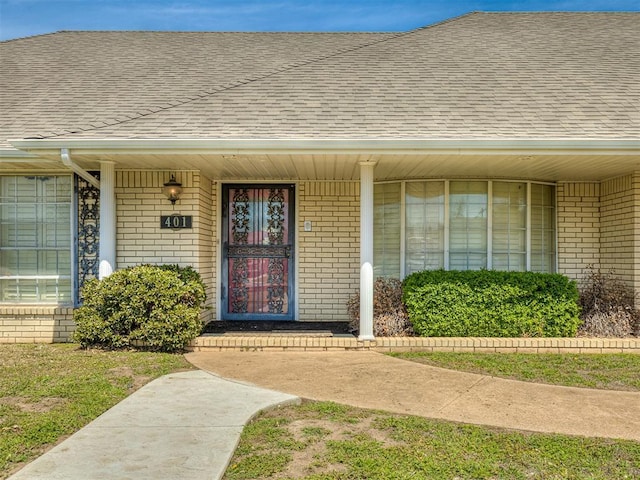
[374,179,557,278]
[0,174,74,304]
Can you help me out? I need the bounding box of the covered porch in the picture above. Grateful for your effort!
[3,138,640,342]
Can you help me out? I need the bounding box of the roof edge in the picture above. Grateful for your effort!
[0,148,40,158]
[9,138,640,156]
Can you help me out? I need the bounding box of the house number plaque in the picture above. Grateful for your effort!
[160,214,192,229]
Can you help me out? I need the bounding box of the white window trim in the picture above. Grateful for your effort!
[375,179,557,278]
[444,180,450,270]
[0,174,74,304]
[526,183,532,271]
[486,180,494,270]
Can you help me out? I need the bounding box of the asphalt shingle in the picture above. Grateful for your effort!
[1,12,638,150]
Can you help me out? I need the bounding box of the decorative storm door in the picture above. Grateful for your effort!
[222,185,295,320]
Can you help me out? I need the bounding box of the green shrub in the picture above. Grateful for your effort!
[157,264,207,300]
[402,270,580,337]
[73,265,206,352]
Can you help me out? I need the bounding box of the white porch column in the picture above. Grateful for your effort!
[98,161,116,279]
[359,161,376,341]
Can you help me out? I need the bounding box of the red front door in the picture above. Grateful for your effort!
[221,185,295,320]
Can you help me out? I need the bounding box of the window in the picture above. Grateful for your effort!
[530,183,556,272]
[492,182,527,271]
[373,180,556,276]
[373,182,401,277]
[405,181,445,274]
[449,181,488,270]
[0,176,72,303]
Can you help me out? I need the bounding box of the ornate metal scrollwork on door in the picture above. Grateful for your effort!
[267,188,285,244]
[231,188,250,245]
[229,188,250,313]
[267,188,286,313]
[226,186,291,316]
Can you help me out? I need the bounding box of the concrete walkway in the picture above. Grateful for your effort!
[188,351,640,441]
[8,370,299,480]
[9,350,640,480]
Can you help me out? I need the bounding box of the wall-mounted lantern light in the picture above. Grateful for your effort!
[162,174,183,205]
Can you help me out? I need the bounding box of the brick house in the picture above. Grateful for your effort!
[1,12,639,342]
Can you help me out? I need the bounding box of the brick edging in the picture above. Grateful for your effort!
[371,337,640,354]
[189,335,640,353]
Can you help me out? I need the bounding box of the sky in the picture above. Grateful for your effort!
[1,0,638,41]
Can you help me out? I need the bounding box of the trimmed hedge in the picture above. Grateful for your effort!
[73,264,206,352]
[402,270,580,337]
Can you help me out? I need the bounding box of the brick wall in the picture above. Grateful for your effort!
[600,174,638,289]
[115,170,215,321]
[199,179,216,319]
[297,181,360,321]
[7,172,640,341]
[556,177,640,299]
[0,307,74,343]
[556,182,601,280]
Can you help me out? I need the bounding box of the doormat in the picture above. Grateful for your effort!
[203,321,353,335]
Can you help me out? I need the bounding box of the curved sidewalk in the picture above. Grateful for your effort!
[9,370,299,480]
[186,350,640,442]
[9,351,639,480]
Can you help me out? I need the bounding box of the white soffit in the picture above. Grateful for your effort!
[6,138,640,182]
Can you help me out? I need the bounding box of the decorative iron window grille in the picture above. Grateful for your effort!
[75,173,100,303]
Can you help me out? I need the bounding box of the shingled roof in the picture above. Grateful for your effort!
[1,12,639,151]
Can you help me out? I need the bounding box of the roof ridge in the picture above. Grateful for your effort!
[407,11,480,33]
[479,10,640,14]
[6,11,638,44]
[31,26,431,140]
[0,30,64,44]
[50,30,394,35]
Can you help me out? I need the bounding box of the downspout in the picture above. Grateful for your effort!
[60,148,100,188]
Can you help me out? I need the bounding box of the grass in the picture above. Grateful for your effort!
[387,352,640,391]
[0,343,193,479]
[225,353,640,479]
[224,400,640,480]
[4,346,640,479]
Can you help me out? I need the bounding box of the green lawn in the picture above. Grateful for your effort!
[224,353,640,479]
[0,344,193,479]
[3,346,640,480]
[388,352,640,391]
[224,401,640,480]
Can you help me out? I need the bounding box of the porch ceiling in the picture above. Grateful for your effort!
[4,139,639,182]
